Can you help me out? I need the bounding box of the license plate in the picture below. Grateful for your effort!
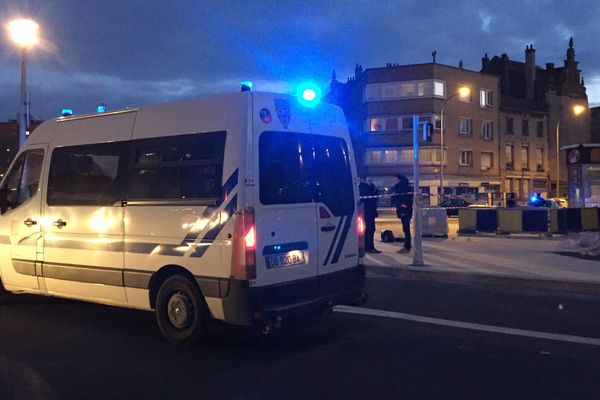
[265,250,306,269]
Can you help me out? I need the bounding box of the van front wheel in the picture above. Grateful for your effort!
[155,275,207,345]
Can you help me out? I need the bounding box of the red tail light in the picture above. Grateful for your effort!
[232,209,257,280]
[357,203,365,258]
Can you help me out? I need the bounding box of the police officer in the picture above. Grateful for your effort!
[359,177,380,253]
[391,175,413,254]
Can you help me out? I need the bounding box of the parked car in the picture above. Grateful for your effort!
[438,198,471,216]
[549,198,568,208]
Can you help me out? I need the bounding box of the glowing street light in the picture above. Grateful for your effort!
[7,18,39,148]
[439,85,471,202]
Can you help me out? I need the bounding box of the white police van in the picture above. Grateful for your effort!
[0,88,366,344]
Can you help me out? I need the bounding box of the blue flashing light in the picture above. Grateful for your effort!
[240,81,253,92]
[96,103,108,113]
[296,81,322,108]
[61,108,73,117]
[530,195,537,203]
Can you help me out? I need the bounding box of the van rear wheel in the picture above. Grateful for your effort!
[155,275,207,345]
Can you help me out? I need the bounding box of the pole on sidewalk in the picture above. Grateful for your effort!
[412,115,424,266]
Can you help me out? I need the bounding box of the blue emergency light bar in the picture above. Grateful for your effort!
[296,81,322,108]
[61,108,73,117]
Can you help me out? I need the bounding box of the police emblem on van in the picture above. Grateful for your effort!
[274,98,291,129]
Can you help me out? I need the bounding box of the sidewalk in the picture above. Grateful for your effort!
[365,232,600,294]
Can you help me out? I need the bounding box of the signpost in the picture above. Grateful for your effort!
[412,115,425,266]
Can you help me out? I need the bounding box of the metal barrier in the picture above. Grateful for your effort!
[462,207,600,235]
[458,208,498,233]
[420,207,448,237]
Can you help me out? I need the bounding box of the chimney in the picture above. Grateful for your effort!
[501,54,510,94]
[481,53,490,70]
[525,44,536,100]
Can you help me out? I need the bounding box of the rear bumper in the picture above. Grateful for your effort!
[220,265,366,326]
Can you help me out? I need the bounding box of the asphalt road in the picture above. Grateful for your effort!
[1,273,600,400]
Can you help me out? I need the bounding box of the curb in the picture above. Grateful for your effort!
[365,264,600,296]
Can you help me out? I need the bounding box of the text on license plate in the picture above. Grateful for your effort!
[265,250,306,269]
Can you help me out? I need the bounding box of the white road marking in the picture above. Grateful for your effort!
[364,254,388,267]
[334,305,600,347]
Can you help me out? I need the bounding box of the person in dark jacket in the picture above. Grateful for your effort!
[391,174,413,253]
[359,177,380,253]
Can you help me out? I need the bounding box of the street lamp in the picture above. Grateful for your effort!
[439,85,471,202]
[555,104,586,198]
[7,18,39,148]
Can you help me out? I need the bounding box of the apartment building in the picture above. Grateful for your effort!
[327,62,500,205]
[482,39,589,198]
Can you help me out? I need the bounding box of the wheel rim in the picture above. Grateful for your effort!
[167,291,194,330]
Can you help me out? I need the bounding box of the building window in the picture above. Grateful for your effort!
[459,118,472,135]
[535,147,544,171]
[521,146,529,170]
[434,81,445,97]
[505,117,514,135]
[364,80,446,102]
[401,117,413,130]
[479,89,493,108]
[459,150,473,166]
[505,144,514,170]
[364,148,444,166]
[536,121,544,138]
[481,120,493,140]
[522,119,529,136]
[481,151,493,171]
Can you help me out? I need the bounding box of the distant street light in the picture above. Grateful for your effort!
[556,104,587,198]
[439,85,471,202]
[7,18,39,148]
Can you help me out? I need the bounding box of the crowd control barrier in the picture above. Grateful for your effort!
[420,207,449,237]
[460,207,600,235]
[458,208,498,233]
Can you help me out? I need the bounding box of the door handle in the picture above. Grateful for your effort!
[321,225,336,232]
[23,218,37,227]
[52,219,67,228]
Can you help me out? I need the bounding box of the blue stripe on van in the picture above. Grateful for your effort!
[179,168,239,246]
[190,194,238,258]
[331,214,352,264]
[323,216,344,266]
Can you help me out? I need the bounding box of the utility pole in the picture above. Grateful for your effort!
[412,115,424,266]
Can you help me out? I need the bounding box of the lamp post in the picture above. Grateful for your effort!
[439,85,471,203]
[7,18,39,148]
[555,104,586,198]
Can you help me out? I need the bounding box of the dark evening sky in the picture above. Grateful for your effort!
[1,0,599,120]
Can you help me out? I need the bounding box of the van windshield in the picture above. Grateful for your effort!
[259,131,354,216]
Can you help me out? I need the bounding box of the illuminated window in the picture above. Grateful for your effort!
[480,89,493,107]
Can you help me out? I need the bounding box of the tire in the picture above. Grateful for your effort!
[155,275,207,345]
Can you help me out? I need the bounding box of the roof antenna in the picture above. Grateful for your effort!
[432,50,437,64]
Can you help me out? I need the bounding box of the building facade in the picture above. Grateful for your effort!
[328,62,500,205]
[482,39,589,199]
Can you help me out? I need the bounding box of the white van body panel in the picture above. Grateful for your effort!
[0,91,365,329]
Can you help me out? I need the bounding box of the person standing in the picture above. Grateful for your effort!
[359,177,380,254]
[391,175,413,253]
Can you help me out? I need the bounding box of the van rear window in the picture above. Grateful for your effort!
[259,131,354,216]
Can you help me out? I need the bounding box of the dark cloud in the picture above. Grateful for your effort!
[0,0,599,120]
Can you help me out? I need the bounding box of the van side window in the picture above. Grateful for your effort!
[127,131,226,200]
[259,131,354,216]
[47,142,129,206]
[1,149,45,211]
